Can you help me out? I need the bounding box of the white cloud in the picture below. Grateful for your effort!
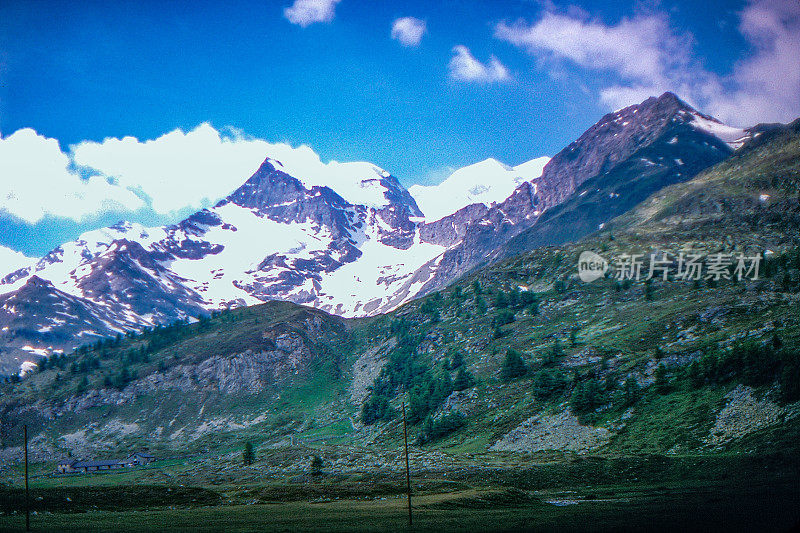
[71,124,270,215]
[0,123,399,226]
[703,0,800,124]
[0,244,36,273]
[0,129,145,224]
[495,0,800,125]
[391,17,426,47]
[284,0,341,27]
[495,13,683,87]
[448,45,511,83]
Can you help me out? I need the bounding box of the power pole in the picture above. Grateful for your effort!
[24,424,30,532]
[402,403,412,528]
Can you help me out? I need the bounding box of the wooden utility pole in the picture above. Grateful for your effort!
[402,403,412,527]
[24,424,30,532]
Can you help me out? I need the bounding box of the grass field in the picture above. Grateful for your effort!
[0,480,798,532]
[1,454,799,532]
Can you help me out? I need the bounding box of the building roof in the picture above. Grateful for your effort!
[127,451,155,458]
[73,459,124,468]
[58,451,155,470]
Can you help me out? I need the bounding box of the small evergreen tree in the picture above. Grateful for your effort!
[493,291,510,309]
[569,327,579,347]
[501,348,527,381]
[310,454,323,475]
[654,363,670,394]
[644,279,654,300]
[532,368,567,400]
[243,441,255,465]
[570,377,604,415]
[76,375,89,395]
[623,376,640,406]
[779,350,800,403]
[551,339,563,359]
[472,280,482,296]
[449,351,464,370]
[453,367,475,391]
[493,309,515,327]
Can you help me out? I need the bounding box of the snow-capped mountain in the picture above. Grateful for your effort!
[0,155,447,366]
[408,92,752,295]
[0,92,765,373]
[409,156,550,221]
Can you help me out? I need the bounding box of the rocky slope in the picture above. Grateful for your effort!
[412,92,751,295]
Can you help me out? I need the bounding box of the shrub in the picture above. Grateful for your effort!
[493,309,515,328]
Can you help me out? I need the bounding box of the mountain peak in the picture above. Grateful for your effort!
[409,155,549,222]
[225,154,422,219]
[609,91,696,124]
[25,275,52,289]
[655,90,688,108]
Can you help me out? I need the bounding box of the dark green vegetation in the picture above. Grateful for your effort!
[1,454,798,532]
[1,123,800,531]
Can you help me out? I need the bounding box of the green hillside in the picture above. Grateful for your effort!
[0,123,798,483]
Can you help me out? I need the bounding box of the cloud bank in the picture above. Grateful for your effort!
[0,129,145,224]
[448,45,510,83]
[0,244,36,273]
[495,0,800,125]
[391,17,427,47]
[283,0,341,27]
[0,124,332,225]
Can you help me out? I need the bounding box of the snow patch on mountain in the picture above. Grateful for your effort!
[409,156,550,221]
[689,113,749,150]
[314,220,446,316]
[262,145,394,208]
[167,202,335,308]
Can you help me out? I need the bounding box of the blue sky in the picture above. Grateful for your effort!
[0,0,798,256]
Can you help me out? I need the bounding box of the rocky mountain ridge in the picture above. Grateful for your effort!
[0,93,758,375]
